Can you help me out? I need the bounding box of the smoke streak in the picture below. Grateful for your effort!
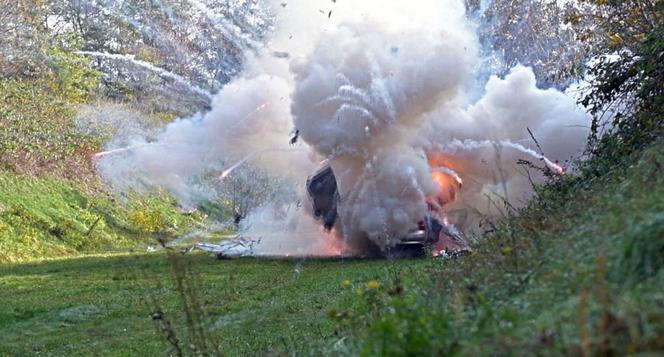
[436,139,564,174]
[77,51,213,99]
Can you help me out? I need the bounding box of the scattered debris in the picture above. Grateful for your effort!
[290,129,299,145]
[59,305,103,324]
[436,246,472,259]
[272,51,290,59]
[179,246,195,255]
[194,236,260,259]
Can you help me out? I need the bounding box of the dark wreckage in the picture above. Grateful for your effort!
[306,162,470,257]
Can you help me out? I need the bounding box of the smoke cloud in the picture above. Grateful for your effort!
[94,0,589,255]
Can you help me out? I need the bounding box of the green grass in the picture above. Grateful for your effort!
[0,174,208,264]
[0,253,414,355]
[0,66,218,264]
[0,141,662,355]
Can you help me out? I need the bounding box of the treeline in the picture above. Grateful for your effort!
[0,0,270,117]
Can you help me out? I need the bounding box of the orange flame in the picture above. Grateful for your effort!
[426,153,463,213]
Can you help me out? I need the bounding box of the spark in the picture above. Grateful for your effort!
[226,101,271,133]
[219,148,308,180]
[438,139,566,175]
[220,153,254,180]
[92,143,173,159]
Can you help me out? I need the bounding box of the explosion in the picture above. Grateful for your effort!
[94,0,589,257]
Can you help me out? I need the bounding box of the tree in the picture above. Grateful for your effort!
[0,0,48,78]
[216,164,292,226]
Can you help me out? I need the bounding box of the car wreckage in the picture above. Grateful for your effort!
[195,162,469,259]
[306,162,469,257]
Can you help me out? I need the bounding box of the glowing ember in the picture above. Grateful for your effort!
[92,147,133,159]
[434,167,463,187]
[219,153,254,180]
[219,148,308,181]
[91,143,171,159]
[550,162,565,175]
[426,153,464,213]
[227,101,271,133]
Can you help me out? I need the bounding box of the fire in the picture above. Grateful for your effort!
[426,152,464,211]
[551,162,565,175]
[431,171,460,202]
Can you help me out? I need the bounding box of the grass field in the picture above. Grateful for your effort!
[1,139,663,356]
[0,253,418,355]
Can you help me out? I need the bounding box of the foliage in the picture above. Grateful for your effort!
[126,194,207,238]
[0,0,48,78]
[581,26,664,170]
[0,175,207,263]
[45,43,101,104]
[474,0,662,87]
[214,165,294,225]
[0,77,100,180]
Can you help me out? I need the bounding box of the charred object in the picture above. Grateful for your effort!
[306,162,466,257]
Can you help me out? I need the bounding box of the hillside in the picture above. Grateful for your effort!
[0,75,212,263]
[0,0,662,355]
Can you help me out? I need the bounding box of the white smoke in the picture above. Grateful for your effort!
[418,65,589,221]
[94,0,590,254]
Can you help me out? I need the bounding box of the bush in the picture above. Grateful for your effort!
[617,213,664,283]
[582,28,664,163]
[46,44,101,104]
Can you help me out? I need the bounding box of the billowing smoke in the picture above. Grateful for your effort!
[94,0,589,255]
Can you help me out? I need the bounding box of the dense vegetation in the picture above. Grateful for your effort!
[0,0,661,355]
[0,65,209,263]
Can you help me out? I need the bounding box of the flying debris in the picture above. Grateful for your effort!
[273,51,290,59]
[289,129,300,145]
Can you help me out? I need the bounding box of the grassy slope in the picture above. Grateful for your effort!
[0,73,210,263]
[0,140,662,355]
[0,174,209,263]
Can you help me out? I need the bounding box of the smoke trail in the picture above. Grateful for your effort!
[94,0,590,255]
[77,51,213,99]
[436,139,564,174]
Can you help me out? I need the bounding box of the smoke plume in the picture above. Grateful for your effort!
[94,0,589,255]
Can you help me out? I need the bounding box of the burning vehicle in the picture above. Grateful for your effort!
[306,162,469,257]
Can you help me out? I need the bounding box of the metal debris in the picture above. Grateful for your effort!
[194,236,261,259]
[290,129,299,145]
